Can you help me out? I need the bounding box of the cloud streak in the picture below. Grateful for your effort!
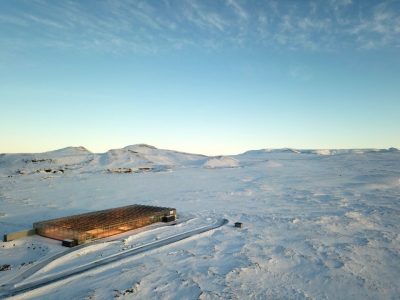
[0,0,399,54]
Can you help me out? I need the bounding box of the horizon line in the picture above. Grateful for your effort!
[1,144,398,157]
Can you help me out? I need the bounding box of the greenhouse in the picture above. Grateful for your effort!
[33,204,176,245]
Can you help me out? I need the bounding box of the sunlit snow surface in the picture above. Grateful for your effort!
[0,145,399,299]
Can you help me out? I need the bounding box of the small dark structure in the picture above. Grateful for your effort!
[162,215,176,223]
[234,222,243,228]
[62,239,77,248]
[34,204,176,245]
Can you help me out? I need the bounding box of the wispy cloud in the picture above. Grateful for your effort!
[184,1,228,32]
[226,0,248,21]
[24,14,65,29]
[0,0,399,54]
[347,2,400,49]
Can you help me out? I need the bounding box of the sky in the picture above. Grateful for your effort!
[1,0,399,155]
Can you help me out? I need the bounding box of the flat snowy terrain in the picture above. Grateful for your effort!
[0,144,399,299]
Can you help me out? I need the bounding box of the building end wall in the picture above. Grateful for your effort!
[3,229,36,242]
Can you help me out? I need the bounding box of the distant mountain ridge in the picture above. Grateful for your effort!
[242,147,399,156]
[0,144,398,176]
[2,144,398,156]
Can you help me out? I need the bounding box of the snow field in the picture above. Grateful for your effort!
[0,145,399,299]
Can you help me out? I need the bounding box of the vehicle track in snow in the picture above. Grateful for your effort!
[2,218,191,288]
[0,218,228,298]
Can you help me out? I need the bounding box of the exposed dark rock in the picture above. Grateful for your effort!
[138,167,152,172]
[108,168,133,173]
[24,158,53,164]
[0,264,11,271]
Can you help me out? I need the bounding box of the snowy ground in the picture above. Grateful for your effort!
[0,145,399,299]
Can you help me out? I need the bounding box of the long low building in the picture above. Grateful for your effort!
[33,204,176,245]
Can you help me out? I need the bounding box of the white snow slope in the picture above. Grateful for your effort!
[0,145,399,299]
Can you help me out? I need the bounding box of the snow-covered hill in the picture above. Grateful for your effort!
[203,156,239,169]
[2,145,398,176]
[241,147,399,156]
[0,144,210,176]
[0,146,94,176]
[100,144,207,172]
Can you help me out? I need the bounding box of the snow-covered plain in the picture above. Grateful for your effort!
[0,144,399,299]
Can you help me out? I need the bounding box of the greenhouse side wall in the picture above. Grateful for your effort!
[33,206,177,244]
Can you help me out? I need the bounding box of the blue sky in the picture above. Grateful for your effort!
[1,0,399,155]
